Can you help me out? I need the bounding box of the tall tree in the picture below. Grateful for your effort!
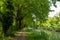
[0,0,14,36]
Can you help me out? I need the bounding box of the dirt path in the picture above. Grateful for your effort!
[10,32,28,40]
[10,28,29,40]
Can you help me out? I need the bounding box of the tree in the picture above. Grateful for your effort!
[0,0,14,36]
[13,0,50,29]
[51,0,60,7]
[0,0,50,36]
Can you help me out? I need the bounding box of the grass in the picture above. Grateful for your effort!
[26,28,60,40]
[49,32,60,40]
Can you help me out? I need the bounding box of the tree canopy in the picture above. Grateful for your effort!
[0,0,50,36]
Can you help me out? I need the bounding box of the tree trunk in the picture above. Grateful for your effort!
[16,5,23,30]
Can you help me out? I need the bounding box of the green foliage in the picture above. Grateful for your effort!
[57,0,60,1]
[39,13,60,31]
[26,28,60,40]
[0,0,14,36]
[28,30,49,40]
[0,0,60,40]
[0,0,50,29]
[13,0,50,23]
[0,1,4,6]
[0,0,54,38]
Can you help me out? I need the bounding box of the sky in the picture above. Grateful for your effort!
[49,1,60,17]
